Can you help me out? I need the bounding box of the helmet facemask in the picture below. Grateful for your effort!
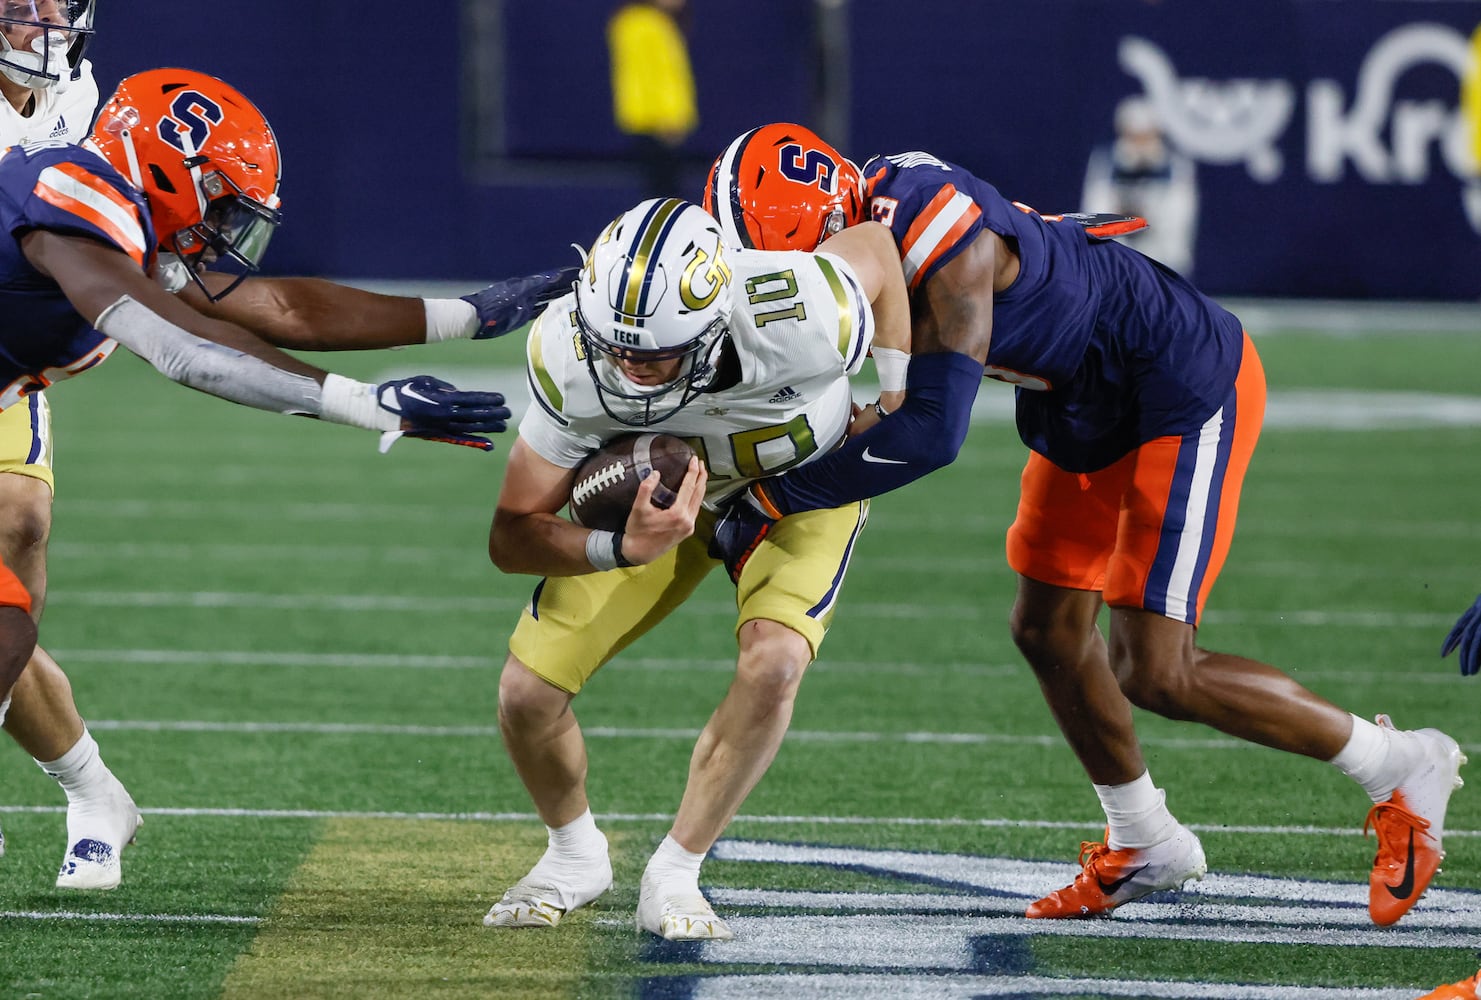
[0,0,93,92]
[575,308,727,427]
[166,167,282,302]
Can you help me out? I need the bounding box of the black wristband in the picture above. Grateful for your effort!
[612,530,634,568]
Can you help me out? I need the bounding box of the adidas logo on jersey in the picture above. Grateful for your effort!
[768,386,802,404]
[47,116,68,138]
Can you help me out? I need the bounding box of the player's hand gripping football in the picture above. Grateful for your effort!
[620,456,707,564]
[708,480,783,584]
[376,375,511,451]
[1441,592,1481,676]
[461,266,581,339]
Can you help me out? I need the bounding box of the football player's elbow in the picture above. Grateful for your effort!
[914,414,970,471]
[917,433,964,473]
[487,520,517,571]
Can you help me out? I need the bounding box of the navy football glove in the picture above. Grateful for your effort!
[1441,593,1481,676]
[460,266,580,339]
[708,481,783,583]
[376,375,510,451]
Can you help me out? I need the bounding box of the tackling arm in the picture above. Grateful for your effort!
[183,266,580,350]
[23,232,509,442]
[758,233,996,514]
[183,275,429,351]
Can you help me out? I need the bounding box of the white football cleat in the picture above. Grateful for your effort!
[1026,823,1207,919]
[0,816,6,858]
[483,849,612,928]
[1365,718,1466,926]
[637,874,734,941]
[55,776,142,890]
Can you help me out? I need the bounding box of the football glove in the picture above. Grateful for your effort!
[378,430,494,453]
[708,481,783,583]
[1440,593,1481,676]
[376,375,510,451]
[460,266,581,339]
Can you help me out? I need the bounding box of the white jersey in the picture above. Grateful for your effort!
[0,59,98,148]
[521,248,875,506]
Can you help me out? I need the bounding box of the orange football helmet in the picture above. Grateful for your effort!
[0,0,94,91]
[89,67,282,300]
[703,123,863,252]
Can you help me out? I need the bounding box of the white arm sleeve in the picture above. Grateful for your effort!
[94,295,395,431]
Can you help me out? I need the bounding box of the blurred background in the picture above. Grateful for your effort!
[100,0,1481,300]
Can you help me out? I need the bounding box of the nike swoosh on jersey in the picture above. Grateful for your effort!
[1384,828,1417,900]
[1097,864,1149,896]
[861,448,908,465]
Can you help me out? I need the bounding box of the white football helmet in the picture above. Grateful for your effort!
[574,198,734,426]
[0,0,94,92]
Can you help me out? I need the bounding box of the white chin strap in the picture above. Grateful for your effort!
[0,31,70,93]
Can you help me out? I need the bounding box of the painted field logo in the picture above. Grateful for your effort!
[637,841,1481,1000]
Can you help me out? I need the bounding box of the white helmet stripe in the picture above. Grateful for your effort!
[709,127,758,249]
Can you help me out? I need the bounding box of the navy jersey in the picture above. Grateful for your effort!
[0,142,155,410]
[862,151,1245,472]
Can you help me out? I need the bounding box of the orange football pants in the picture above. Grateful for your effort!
[1005,332,1265,626]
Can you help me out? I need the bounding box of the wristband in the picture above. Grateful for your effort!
[585,529,634,571]
[872,400,891,419]
[612,530,634,568]
[872,346,910,393]
[423,298,479,343]
[320,373,401,432]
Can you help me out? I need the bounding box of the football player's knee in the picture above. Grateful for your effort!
[1113,660,1196,719]
[497,658,570,730]
[0,488,50,565]
[735,622,810,705]
[1009,610,1081,673]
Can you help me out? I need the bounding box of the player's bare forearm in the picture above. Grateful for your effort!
[188,275,426,351]
[489,438,597,576]
[24,231,327,381]
[489,508,599,577]
[818,222,911,354]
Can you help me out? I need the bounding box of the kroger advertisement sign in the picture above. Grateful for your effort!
[849,1,1481,300]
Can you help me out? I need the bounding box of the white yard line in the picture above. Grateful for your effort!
[0,909,260,925]
[70,716,1481,757]
[0,803,1474,838]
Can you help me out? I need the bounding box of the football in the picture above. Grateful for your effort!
[569,433,697,532]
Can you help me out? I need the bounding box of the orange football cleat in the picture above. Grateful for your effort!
[1416,968,1481,1000]
[1025,824,1206,919]
[1365,719,1465,927]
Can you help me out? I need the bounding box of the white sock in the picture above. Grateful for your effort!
[1330,714,1420,802]
[1096,771,1180,850]
[544,809,607,861]
[643,834,705,891]
[513,811,608,911]
[35,727,111,802]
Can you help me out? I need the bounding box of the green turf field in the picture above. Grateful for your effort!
[1,317,1478,999]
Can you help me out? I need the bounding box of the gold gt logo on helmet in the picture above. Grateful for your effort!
[679,244,732,311]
